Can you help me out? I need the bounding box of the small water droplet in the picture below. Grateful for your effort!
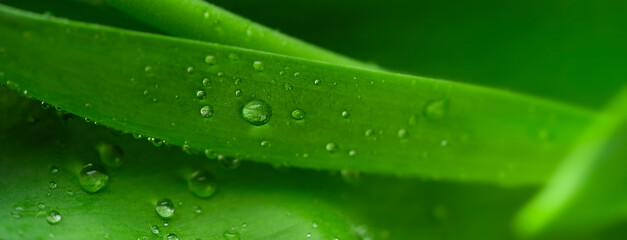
[424,100,447,120]
[46,211,61,225]
[49,181,57,190]
[279,71,285,76]
[188,170,218,198]
[252,61,264,72]
[223,230,240,240]
[200,105,214,118]
[132,133,143,139]
[306,233,312,238]
[195,206,202,213]
[314,79,321,85]
[150,225,160,235]
[202,78,211,86]
[241,99,272,126]
[181,141,193,154]
[234,89,242,97]
[293,72,301,77]
[38,203,46,209]
[290,109,306,120]
[341,111,350,119]
[397,129,408,138]
[312,222,318,228]
[41,102,51,109]
[66,190,74,196]
[217,155,241,170]
[50,166,59,174]
[196,90,207,99]
[217,72,224,77]
[205,55,216,65]
[144,66,152,72]
[234,78,241,85]
[441,140,448,147]
[260,141,270,147]
[283,83,293,91]
[97,143,123,168]
[148,137,164,147]
[155,198,175,219]
[325,142,338,153]
[204,149,218,160]
[187,66,195,73]
[166,233,179,240]
[348,150,357,157]
[79,163,109,193]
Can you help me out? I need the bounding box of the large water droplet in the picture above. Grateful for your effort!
[46,211,61,225]
[155,198,175,219]
[200,105,214,118]
[290,109,306,120]
[325,142,338,153]
[424,100,447,120]
[188,170,218,198]
[97,143,123,168]
[252,61,264,72]
[241,99,272,126]
[79,163,109,193]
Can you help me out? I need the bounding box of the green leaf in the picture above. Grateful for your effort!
[515,87,627,237]
[0,4,595,185]
[103,0,374,69]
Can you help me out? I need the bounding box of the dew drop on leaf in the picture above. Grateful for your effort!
[188,170,218,198]
[96,143,123,168]
[234,89,242,97]
[79,163,109,193]
[40,101,50,109]
[150,225,160,235]
[200,105,214,118]
[325,142,338,153]
[48,181,57,190]
[204,149,218,160]
[290,109,306,120]
[155,198,175,219]
[187,66,194,73]
[202,78,211,87]
[241,99,272,126]
[424,100,447,120]
[341,111,350,119]
[196,90,207,99]
[252,61,264,72]
[217,155,241,170]
[397,128,408,138]
[166,233,179,240]
[46,211,61,225]
[223,230,240,240]
[204,55,216,65]
[314,79,321,85]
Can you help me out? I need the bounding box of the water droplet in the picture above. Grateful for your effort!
[187,66,195,73]
[290,109,306,120]
[260,141,270,147]
[234,78,241,85]
[217,72,224,77]
[132,133,143,139]
[188,170,218,198]
[348,150,357,157]
[204,149,218,160]
[312,222,318,228]
[293,72,301,77]
[50,166,59,174]
[397,129,408,138]
[252,61,264,72]
[166,233,179,240]
[204,55,216,65]
[217,155,241,169]
[155,198,174,219]
[41,102,51,109]
[424,100,447,120]
[241,99,272,126]
[325,142,338,153]
[314,79,321,85]
[195,206,202,213]
[341,111,350,119]
[283,83,293,91]
[148,137,164,147]
[97,143,123,168]
[66,190,74,196]
[202,78,211,86]
[441,140,448,147]
[150,225,160,235]
[223,230,240,240]
[46,211,61,224]
[144,66,152,72]
[181,141,193,154]
[38,203,46,209]
[49,181,57,190]
[279,71,285,76]
[196,90,207,99]
[79,163,109,193]
[200,105,214,118]
[234,89,242,97]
